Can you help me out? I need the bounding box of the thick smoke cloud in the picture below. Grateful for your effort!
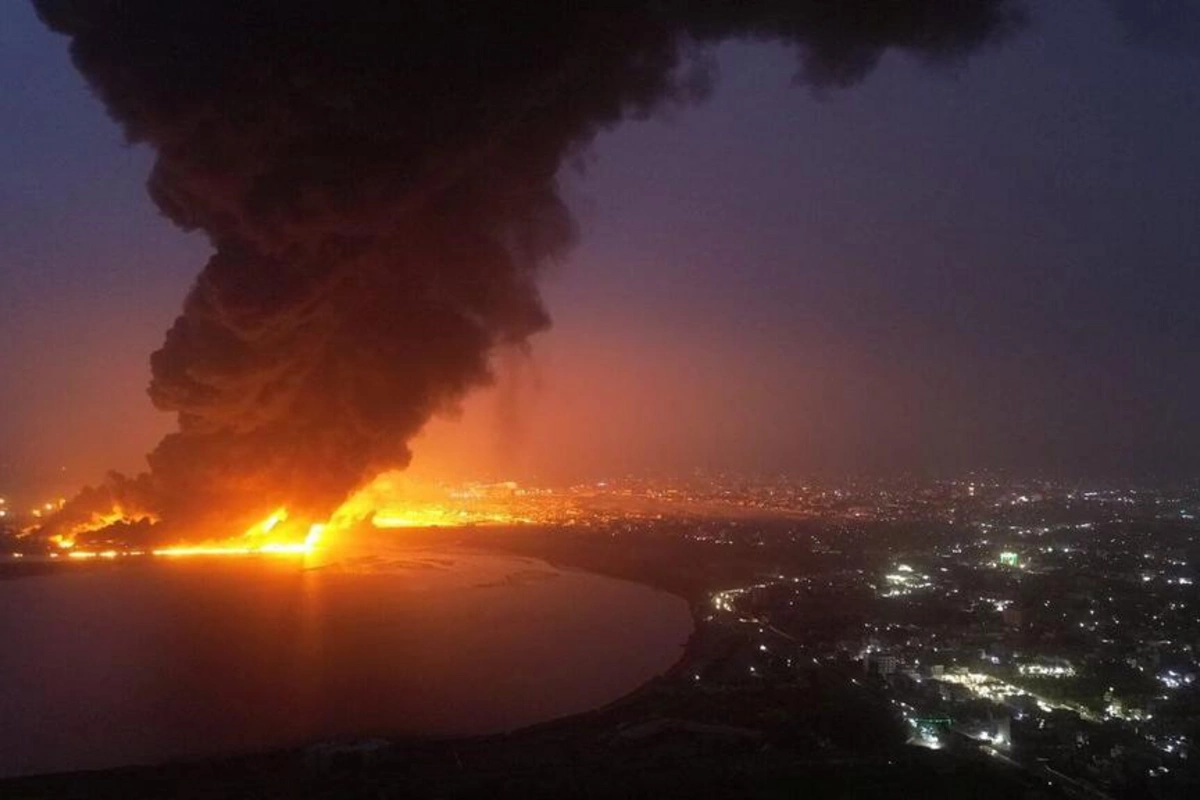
[34,0,1025,541]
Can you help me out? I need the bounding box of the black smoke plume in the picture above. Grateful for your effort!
[34,0,1025,542]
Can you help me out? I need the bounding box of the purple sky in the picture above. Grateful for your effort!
[2,2,1199,500]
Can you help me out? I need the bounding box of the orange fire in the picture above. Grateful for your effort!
[56,507,323,560]
[50,505,159,551]
[46,470,544,561]
[150,509,326,558]
[330,472,530,530]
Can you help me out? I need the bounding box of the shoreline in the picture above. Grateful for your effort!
[0,538,706,785]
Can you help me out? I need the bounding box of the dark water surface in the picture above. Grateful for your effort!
[0,548,691,777]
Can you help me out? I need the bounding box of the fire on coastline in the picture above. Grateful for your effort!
[23,473,536,561]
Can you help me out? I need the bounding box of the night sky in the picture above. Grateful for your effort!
[2,2,1199,502]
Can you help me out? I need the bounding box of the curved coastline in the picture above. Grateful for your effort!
[0,541,696,782]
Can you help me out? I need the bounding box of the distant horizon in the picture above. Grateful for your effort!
[4,462,1199,515]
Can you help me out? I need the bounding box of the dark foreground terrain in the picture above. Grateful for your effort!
[3,747,1047,800]
[3,668,1053,800]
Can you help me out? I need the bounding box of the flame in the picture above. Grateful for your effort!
[330,471,533,530]
[49,505,159,551]
[56,506,322,561]
[150,508,324,558]
[261,511,285,534]
[43,470,548,561]
[67,549,123,560]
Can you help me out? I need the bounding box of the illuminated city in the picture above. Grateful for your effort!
[4,473,1200,796]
